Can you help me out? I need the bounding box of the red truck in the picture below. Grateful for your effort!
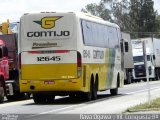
[0,39,9,102]
[0,34,30,103]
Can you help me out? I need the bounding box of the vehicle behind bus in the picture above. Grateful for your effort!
[131,38,160,82]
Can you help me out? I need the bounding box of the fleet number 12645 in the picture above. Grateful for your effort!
[37,56,61,61]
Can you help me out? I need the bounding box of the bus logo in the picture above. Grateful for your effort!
[34,16,62,29]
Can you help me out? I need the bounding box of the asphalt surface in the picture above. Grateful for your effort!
[1,81,160,120]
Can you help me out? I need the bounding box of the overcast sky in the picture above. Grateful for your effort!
[0,0,160,23]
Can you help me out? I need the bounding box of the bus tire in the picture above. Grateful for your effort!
[69,93,77,99]
[84,79,94,101]
[0,78,5,103]
[110,74,119,95]
[33,94,46,104]
[110,88,118,95]
[92,79,98,100]
[46,95,55,103]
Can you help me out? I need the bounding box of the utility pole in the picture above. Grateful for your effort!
[143,41,151,105]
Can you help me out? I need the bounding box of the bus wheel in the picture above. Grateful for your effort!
[0,80,4,103]
[46,95,55,103]
[33,94,46,104]
[84,80,93,101]
[110,87,118,95]
[69,93,77,99]
[110,75,119,95]
[92,80,98,100]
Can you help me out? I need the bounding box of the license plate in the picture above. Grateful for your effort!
[44,81,55,84]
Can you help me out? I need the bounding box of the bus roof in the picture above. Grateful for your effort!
[76,12,119,28]
[22,12,119,29]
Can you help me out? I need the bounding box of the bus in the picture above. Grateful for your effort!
[19,12,126,103]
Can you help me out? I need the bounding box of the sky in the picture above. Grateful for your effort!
[0,0,160,23]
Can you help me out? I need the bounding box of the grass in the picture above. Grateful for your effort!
[126,97,160,112]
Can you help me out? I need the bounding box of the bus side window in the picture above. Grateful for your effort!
[0,48,2,58]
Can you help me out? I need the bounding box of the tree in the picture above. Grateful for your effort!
[82,0,159,38]
[129,0,158,37]
[108,0,130,31]
[155,15,160,37]
[81,1,112,21]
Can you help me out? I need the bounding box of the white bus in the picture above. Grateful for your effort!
[19,12,126,103]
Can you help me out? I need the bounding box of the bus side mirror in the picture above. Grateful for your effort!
[124,42,129,52]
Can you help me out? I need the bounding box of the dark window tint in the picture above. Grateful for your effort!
[81,19,119,48]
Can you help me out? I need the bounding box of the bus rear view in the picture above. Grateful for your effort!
[19,12,124,103]
[19,12,82,103]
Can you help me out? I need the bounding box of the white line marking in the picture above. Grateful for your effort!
[40,105,76,114]
[27,105,78,118]
[38,86,160,115]
[126,86,160,94]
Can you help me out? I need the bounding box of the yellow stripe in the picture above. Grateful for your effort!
[21,64,77,80]
[20,63,109,93]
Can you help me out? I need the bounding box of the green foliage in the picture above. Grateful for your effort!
[81,0,160,38]
[126,97,160,112]
[81,1,112,21]
[110,0,130,31]
[129,0,158,38]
